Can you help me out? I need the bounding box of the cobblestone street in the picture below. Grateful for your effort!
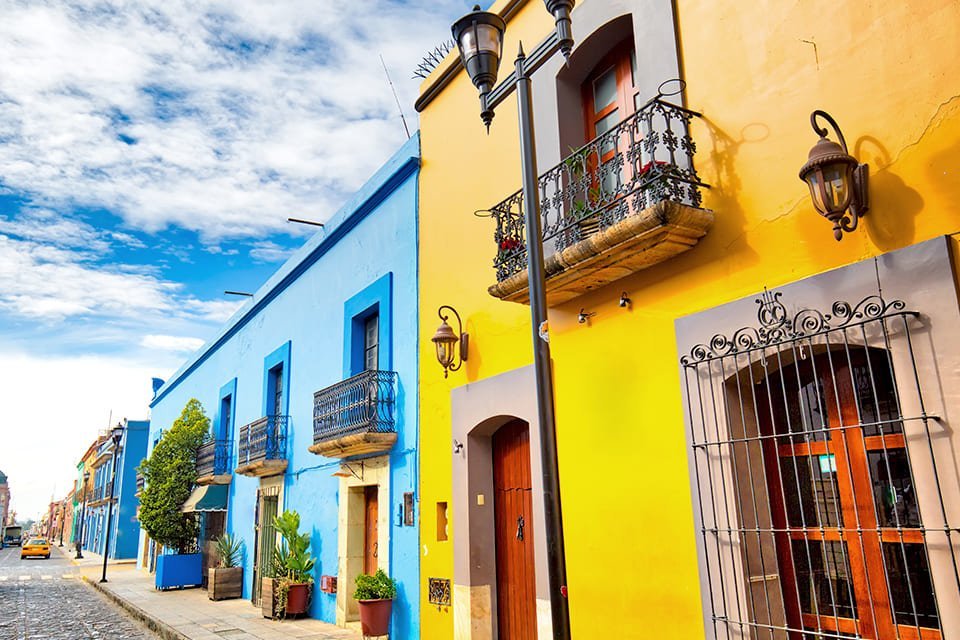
[0,546,156,640]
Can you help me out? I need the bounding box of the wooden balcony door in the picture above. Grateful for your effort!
[759,347,941,639]
[493,419,536,640]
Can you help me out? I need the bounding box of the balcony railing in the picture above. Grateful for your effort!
[310,370,398,459]
[196,438,232,482]
[236,416,288,474]
[488,96,711,302]
[135,471,145,495]
[90,486,105,503]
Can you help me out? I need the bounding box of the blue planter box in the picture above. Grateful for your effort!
[155,553,203,590]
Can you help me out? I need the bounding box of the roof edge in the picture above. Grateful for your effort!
[151,134,421,408]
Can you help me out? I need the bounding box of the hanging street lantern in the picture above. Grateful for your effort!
[798,109,869,241]
[452,5,506,129]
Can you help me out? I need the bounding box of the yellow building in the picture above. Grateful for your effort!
[416,0,960,638]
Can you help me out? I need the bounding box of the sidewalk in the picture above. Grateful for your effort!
[58,547,360,640]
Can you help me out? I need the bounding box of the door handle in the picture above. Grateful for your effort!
[516,515,524,541]
[373,541,378,558]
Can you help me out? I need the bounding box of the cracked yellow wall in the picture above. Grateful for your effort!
[418,0,960,638]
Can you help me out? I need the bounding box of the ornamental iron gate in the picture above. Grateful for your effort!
[681,290,959,640]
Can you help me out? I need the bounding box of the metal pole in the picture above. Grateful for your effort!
[75,490,86,560]
[58,503,64,546]
[100,443,121,582]
[514,45,571,640]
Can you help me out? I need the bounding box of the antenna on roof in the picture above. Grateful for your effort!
[380,54,411,140]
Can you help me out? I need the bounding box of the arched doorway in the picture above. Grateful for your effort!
[492,419,537,639]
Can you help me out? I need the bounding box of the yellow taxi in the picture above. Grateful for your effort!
[20,538,51,559]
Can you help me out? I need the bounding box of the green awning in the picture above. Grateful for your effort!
[181,484,229,513]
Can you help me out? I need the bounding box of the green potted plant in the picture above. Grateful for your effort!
[208,533,243,600]
[353,569,397,637]
[272,510,316,618]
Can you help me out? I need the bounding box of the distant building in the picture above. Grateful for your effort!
[83,420,149,559]
[0,469,9,528]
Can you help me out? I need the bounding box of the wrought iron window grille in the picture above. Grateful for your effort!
[428,577,452,607]
[489,95,709,283]
[312,369,398,444]
[681,290,958,640]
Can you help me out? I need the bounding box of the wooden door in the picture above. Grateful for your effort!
[363,486,378,575]
[493,419,537,640]
[759,347,941,639]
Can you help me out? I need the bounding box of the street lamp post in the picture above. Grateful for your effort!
[58,501,65,546]
[452,4,576,639]
[100,423,124,583]
[75,471,90,560]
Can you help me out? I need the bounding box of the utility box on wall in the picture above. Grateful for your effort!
[320,574,337,594]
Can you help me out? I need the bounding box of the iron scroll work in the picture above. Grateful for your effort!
[679,289,960,639]
[680,290,912,366]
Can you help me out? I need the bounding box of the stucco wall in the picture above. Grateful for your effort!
[416,0,960,637]
[143,135,420,636]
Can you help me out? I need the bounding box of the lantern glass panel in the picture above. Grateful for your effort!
[821,163,852,213]
[435,340,455,368]
[459,23,501,59]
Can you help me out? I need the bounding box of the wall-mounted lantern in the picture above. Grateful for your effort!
[432,305,469,378]
[798,109,869,241]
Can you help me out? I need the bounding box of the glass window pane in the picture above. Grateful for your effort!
[779,455,842,528]
[791,539,857,620]
[853,351,902,436]
[883,543,940,629]
[869,449,921,528]
[770,365,829,444]
[364,315,379,371]
[592,67,617,113]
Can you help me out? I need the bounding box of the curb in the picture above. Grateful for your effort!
[81,575,189,640]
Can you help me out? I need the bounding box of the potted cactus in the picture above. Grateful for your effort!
[208,533,243,600]
[273,510,316,618]
[354,569,397,637]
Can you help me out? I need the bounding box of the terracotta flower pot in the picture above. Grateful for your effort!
[358,598,392,636]
[285,582,310,616]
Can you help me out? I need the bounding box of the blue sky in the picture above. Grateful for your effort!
[0,0,477,519]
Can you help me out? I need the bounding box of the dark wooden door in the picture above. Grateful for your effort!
[493,419,537,640]
[759,347,940,639]
[363,486,378,575]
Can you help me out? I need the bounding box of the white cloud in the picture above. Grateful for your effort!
[141,334,206,352]
[0,350,163,520]
[249,240,293,263]
[0,0,464,242]
[0,233,241,323]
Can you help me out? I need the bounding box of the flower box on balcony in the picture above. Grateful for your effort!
[489,200,713,305]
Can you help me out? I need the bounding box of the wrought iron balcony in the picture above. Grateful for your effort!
[196,438,232,484]
[309,370,398,459]
[487,96,713,305]
[135,471,145,496]
[89,486,105,505]
[235,415,288,477]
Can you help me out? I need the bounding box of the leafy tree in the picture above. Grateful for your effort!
[137,398,209,553]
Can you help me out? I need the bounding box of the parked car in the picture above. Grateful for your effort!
[20,538,51,559]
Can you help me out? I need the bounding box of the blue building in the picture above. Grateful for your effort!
[139,135,420,636]
[83,419,149,559]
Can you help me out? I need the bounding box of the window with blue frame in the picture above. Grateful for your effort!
[344,273,393,377]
